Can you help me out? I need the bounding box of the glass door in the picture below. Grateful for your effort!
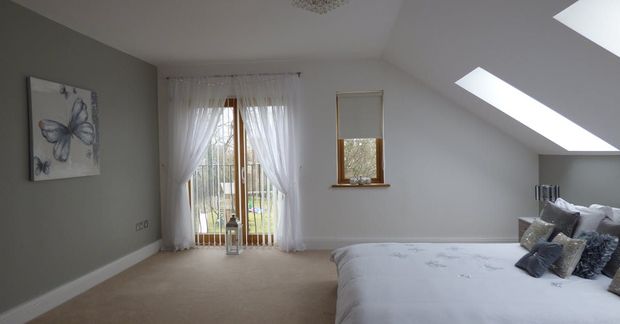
[191,99,280,246]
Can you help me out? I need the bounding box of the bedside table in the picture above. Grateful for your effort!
[518,217,537,241]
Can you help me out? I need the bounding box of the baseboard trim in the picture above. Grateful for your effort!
[304,237,517,249]
[0,240,161,324]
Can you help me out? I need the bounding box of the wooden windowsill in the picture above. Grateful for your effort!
[331,183,391,188]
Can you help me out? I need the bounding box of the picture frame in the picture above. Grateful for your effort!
[27,77,100,181]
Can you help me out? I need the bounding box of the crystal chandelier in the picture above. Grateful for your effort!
[291,0,350,15]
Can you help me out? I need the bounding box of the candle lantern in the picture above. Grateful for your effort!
[226,214,242,255]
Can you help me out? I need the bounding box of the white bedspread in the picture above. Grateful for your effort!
[331,243,620,324]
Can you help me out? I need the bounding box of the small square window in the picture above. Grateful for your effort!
[343,138,378,179]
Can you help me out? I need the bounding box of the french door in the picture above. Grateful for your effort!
[191,99,280,246]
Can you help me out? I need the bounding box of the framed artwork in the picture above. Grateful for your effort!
[28,77,100,181]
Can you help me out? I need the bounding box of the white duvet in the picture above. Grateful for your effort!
[331,243,620,324]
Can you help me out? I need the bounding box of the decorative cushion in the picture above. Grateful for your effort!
[597,219,620,278]
[515,242,563,278]
[609,270,620,296]
[572,205,607,238]
[550,233,587,278]
[540,202,580,238]
[520,219,555,251]
[573,231,619,279]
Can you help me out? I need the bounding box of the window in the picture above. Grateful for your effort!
[456,67,618,152]
[190,99,281,246]
[554,0,620,58]
[336,91,386,185]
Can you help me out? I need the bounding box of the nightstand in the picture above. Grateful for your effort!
[518,217,537,241]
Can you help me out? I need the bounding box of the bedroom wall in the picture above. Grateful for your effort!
[0,1,160,313]
[539,155,620,208]
[158,58,539,248]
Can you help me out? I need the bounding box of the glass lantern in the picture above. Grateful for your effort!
[226,214,242,255]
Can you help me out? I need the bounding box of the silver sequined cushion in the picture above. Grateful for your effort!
[551,233,587,278]
[609,270,620,296]
[520,219,555,251]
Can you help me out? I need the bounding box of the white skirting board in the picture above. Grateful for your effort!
[304,237,517,250]
[0,240,161,324]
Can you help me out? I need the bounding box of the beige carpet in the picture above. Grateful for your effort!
[32,248,337,324]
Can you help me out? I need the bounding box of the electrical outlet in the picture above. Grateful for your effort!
[135,220,149,232]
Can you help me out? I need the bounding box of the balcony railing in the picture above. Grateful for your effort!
[191,163,280,246]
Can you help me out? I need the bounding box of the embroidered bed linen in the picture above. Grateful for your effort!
[331,243,619,324]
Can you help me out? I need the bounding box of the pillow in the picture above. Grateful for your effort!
[554,198,576,211]
[520,219,555,251]
[573,231,619,279]
[597,219,620,278]
[554,199,606,237]
[515,242,563,278]
[550,233,587,278]
[540,202,580,238]
[590,204,614,219]
[572,205,607,238]
[609,270,620,297]
[613,207,620,223]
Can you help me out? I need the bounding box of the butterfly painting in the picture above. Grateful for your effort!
[39,97,95,162]
[28,77,100,181]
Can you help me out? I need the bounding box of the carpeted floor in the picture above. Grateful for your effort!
[32,248,337,324]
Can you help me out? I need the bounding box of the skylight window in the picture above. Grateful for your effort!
[455,67,618,152]
[554,0,620,58]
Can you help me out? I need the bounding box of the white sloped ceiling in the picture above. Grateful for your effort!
[383,0,620,154]
[14,0,620,154]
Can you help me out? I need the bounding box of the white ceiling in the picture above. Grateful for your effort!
[383,0,620,154]
[13,0,403,65]
[14,0,620,154]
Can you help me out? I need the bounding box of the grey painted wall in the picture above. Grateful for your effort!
[0,1,160,313]
[539,155,620,207]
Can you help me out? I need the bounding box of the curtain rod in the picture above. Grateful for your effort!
[165,72,301,80]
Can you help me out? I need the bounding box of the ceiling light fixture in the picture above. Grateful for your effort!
[291,0,350,15]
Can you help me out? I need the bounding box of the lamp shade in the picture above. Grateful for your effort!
[535,184,560,202]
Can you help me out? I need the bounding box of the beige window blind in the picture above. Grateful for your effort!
[337,91,383,139]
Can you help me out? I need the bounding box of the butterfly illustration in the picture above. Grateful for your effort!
[59,85,77,99]
[38,97,96,162]
[33,156,51,176]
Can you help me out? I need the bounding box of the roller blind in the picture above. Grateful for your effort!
[337,91,383,139]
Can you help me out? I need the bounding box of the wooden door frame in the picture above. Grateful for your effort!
[191,98,274,246]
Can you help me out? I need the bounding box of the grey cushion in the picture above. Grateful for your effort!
[520,219,555,251]
[573,231,619,279]
[572,205,607,238]
[540,202,580,238]
[515,242,563,278]
[550,233,587,278]
[609,270,620,296]
[597,219,620,278]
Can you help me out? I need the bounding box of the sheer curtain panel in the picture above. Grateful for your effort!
[163,78,230,251]
[235,75,305,252]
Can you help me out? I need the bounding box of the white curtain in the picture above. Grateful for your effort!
[234,75,305,252]
[163,78,231,251]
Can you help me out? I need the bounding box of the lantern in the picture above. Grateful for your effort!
[226,214,242,255]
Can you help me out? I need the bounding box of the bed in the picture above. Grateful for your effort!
[331,243,619,324]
